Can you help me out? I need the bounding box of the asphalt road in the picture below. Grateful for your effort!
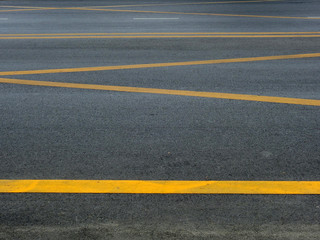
[0,0,320,239]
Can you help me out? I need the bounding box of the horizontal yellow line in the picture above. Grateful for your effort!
[1,35,320,39]
[1,53,319,76]
[0,180,319,194]
[1,77,319,106]
[70,7,320,20]
[0,5,54,9]
[0,8,49,12]
[1,32,320,36]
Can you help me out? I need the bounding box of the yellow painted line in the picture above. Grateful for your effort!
[0,6,54,9]
[1,35,320,40]
[1,77,319,106]
[0,8,50,12]
[0,180,319,194]
[0,7,59,12]
[0,1,276,10]
[1,53,320,76]
[80,0,278,8]
[0,4,316,20]
[70,7,320,20]
[1,32,320,36]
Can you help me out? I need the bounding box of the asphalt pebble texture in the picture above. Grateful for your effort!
[0,0,320,239]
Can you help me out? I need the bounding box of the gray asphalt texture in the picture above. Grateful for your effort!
[0,0,320,239]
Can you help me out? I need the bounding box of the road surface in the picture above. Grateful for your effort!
[0,0,319,239]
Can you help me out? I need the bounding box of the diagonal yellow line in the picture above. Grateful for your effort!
[81,0,278,8]
[68,7,320,20]
[0,180,319,194]
[0,77,319,106]
[0,1,277,10]
[0,3,316,20]
[1,53,320,76]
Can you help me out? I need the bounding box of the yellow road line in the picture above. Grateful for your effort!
[0,4,316,20]
[69,7,320,20]
[0,6,54,9]
[81,0,277,8]
[0,1,276,10]
[0,180,319,194]
[1,35,320,39]
[1,53,319,76]
[0,0,277,12]
[0,8,52,12]
[1,32,320,36]
[1,78,319,106]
